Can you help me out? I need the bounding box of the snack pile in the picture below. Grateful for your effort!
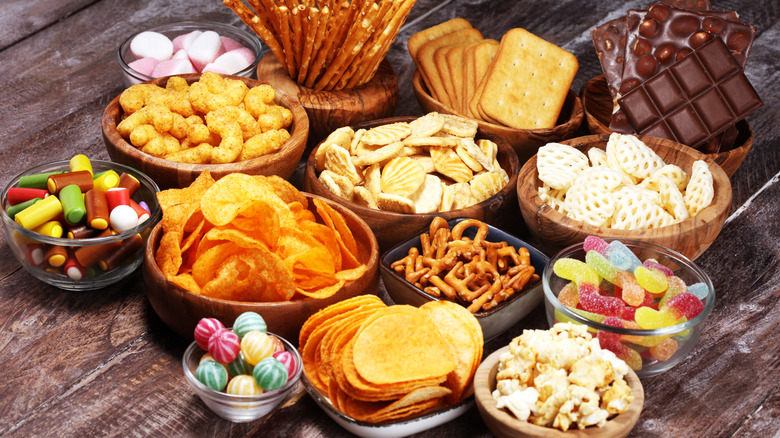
[117,72,292,164]
[390,218,538,313]
[591,0,763,153]
[314,112,509,213]
[492,323,634,431]
[409,18,578,130]
[299,295,483,423]
[536,133,714,229]
[154,171,366,301]
[224,0,416,90]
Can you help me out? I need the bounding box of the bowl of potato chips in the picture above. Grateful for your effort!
[102,72,308,190]
[143,171,380,342]
[303,114,520,250]
[516,133,732,260]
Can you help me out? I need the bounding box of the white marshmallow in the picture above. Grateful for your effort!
[201,63,230,75]
[211,48,256,74]
[152,58,196,77]
[188,31,225,72]
[130,31,173,62]
[172,30,203,52]
[127,57,158,76]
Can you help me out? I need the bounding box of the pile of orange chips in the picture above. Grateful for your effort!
[299,295,483,423]
[155,171,366,301]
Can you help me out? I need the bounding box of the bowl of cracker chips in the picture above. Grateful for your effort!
[303,114,520,250]
[516,133,732,260]
[102,72,308,190]
[143,171,379,342]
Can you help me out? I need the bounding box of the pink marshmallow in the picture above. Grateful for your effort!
[188,31,225,72]
[128,57,159,76]
[211,48,256,74]
[220,36,244,52]
[152,58,196,77]
[201,63,230,75]
[172,30,203,52]
[130,31,173,62]
[172,49,190,61]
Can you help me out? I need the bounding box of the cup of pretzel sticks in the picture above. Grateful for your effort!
[380,217,550,341]
[224,0,414,144]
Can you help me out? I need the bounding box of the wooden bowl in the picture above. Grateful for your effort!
[474,346,644,438]
[412,70,584,164]
[102,73,309,190]
[142,193,380,343]
[257,54,398,147]
[303,116,521,251]
[516,134,732,260]
[580,75,753,177]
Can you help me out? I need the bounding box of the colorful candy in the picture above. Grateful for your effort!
[194,318,225,350]
[233,312,267,340]
[196,360,229,391]
[208,329,241,364]
[240,330,276,366]
[226,374,263,396]
[272,351,298,382]
[227,352,254,377]
[253,357,288,391]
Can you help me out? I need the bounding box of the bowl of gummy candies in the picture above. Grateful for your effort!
[183,312,302,423]
[118,20,263,87]
[1,155,161,291]
[543,236,715,378]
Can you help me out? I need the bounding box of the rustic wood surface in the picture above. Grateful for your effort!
[0,0,777,437]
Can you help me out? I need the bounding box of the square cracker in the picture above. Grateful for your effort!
[408,17,473,60]
[479,28,578,129]
[467,40,499,123]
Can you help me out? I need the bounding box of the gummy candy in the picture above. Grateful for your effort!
[226,374,264,396]
[687,282,710,300]
[597,317,643,370]
[557,282,579,307]
[583,235,610,254]
[664,292,704,319]
[649,338,678,361]
[253,357,289,391]
[585,250,619,283]
[196,359,228,391]
[565,306,608,323]
[240,330,276,366]
[208,328,240,364]
[634,307,679,329]
[607,240,642,272]
[615,270,645,306]
[643,259,674,277]
[634,266,669,295]
[553,258,599,285]
[659,275,687,307]
[578,283,624,317]
[233,311,267,340]
[194,318,225,350]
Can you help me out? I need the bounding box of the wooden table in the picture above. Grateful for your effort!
[1,0,777,436]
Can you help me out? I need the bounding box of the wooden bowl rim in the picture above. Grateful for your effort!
[304,115,520,220]
[411,70,584,135]
[516,133,732,241]
[474,345,644,437]
[102,73,309,173]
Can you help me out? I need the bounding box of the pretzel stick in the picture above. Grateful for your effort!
[296,6,320,83]
[291,4,306,70]
[304,0,356,87]
[276,6,298,77]
[333,0,394,90]
[352,0,416,87]
[223,0,287,68]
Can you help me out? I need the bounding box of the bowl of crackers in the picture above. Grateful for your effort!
[303,113,520,250]
[380,218,549,341]
[298,295,482,436]
[409,20,583,164]
[143,172,380,342]
[516,133,732,260]
[102,72,308,190]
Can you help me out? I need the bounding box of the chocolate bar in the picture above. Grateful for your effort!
[617,37,762,148]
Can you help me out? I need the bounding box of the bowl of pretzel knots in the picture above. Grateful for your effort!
[380,218,549,341]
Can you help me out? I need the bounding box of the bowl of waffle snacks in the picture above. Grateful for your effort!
[474,323,643,438]
[516,133,731,260]
[409,19,583,163]
[143,171,379,342]
[299,295,482,434]
[381,218,549,341]
[304,113,520,249]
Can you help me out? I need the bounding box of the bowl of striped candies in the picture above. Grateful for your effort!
[0,155,161,290]
[182,312,302,423]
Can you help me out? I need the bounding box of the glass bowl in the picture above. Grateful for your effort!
[542,239,715,378]
[182,333,302,423]
[1,160,161,291]
[118,20,263,87]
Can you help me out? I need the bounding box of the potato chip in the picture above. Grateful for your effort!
[312,198,359,267]
[203,247,295,302]
[200,173,265,226]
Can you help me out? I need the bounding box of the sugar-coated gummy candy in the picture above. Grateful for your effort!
[273,350,298,382]
[614,270,645,306]
[643,259,674,277]
[634,307,679,329]
[195,359,228,391]
[227,352,254,377]
[233,311,267,340]
[649,338,678,361]
[663,292,704,319]
[553,258,599,286]
[687,282,709,300]
[585,250,619,283]
[566,306,608,323]
[226,374,264,396]
[634,266,668,295]
[557,282,579,307]
[607,240,642,272]
[194,318,225,350]
[583,235,610,255]
[208,329,240,364]
[578,283,624,317]
[659,275,687,307]
[253,357,289,391]
[240,330,276,366]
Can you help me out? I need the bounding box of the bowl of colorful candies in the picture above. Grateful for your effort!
[543,236,715,378]
[182,312,302,423]
[1,155,161,291]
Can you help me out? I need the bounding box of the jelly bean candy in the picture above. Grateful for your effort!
[253,357,289,391]
[663,292,704,319]
[585,250,619,283]
[241,330,276,366]
[233,311,267,340]
[615,271,645,306]
[643,259,674,277]
[227,351,254,377]
[226,374,264,396]
[273,350,298,382]
[649,338,678,361]
[196,359,228,391]
[635,307,679,329]
[607,240,642,272]
[553,258,599,286]
[557,282,579,307]
[208,329,240,364]
[659,275,687,307]
[583,235,610,255]
[634,266,669,296]
[578,283,624,317]
[194,318,225,350]
[687,282,710,300]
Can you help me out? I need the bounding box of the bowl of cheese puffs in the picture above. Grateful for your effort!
[102,72,308,189]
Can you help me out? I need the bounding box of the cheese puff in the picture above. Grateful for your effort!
[129,124,158,147]
[141,132,181,157]
[205,111,243,163]
[165,76,189,92]
[239,129,291,161]
[117,104,173,137]
[187,122,212,145]
[147,89,194,117]
[209,106,261,141]
[119,84,165,114]
[199,71,227,93]
[188,80,248,114]
[267,105,292,129]
[257,112,284,132]
[243,84,275,118]
[165,143,213,164]
[169,113,190,139]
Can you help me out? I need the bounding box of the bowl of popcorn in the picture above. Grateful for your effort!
[474,323,644,437]
[380,217,549,341]
[183,312,302,423]
[544,236,716,378]
[102,72,308,190]
[143,172,379,343]
[303,113,520,250]
[118,20,263,88]
[516,133,732,260]
[1,156,161,291]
